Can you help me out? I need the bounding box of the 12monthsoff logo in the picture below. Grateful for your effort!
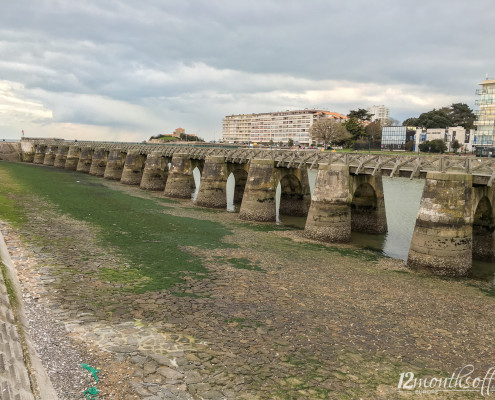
[398,365,495,396]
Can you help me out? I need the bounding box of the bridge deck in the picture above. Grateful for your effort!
[27,139,495,184]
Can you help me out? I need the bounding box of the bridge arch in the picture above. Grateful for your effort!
[276,172,310,217]
[226,167,249,211]
[349,175,387,234]
[472,195,495,261]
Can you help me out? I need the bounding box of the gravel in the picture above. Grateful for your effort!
[23,297,97,400]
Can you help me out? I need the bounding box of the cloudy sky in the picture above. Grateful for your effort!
[0,0,493,142]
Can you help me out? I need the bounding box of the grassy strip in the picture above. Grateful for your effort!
[0,261,18,308]
[0,162,234,292]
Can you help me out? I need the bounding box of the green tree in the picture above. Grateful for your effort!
[402,103,474,129]
[347,108,373,121]
[404,141,415,152]
[287,138,294,147]
[449,103,476,129]
[344,117,366,140]
[421,110,452,128]
[365,120,382,141]
[419,139,447,153]
[402,117,419,127]
[310,119,352,147]
[388,117,400,126]
[452,139,461,153]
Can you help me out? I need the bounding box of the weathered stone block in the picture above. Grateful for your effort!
[54,146,69,168]
[76,148,94,173]
[140,152,169,191]
[103,149,126,180]
[163,153,195,198]
[407,172,473,276]
[89,148,108,176]
[121,150,146,185]
[239,159,277,222]
[304,164,352,242]
[65,146,81,170]
[43,145,58,166]
[195,156,229,208]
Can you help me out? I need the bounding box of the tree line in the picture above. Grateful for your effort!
[309,108,383,148]
[310,103,476,148]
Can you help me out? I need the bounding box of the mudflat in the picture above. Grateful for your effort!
[1,161,494,399]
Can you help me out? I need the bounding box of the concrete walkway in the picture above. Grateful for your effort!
[0,229,57,400]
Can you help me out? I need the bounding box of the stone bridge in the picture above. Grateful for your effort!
[6,138,495,278]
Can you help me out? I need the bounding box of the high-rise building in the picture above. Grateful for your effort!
[474,76,495,147]
[367,105,389,125]
[222,109,347,145]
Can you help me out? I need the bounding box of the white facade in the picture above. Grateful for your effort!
[474,77,495,147]
[367,105,389,125]
[414,126,474,152]
[222,110,347,145]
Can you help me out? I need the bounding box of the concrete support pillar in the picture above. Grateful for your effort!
[407,172,473,277]
[76,148,94,173]
[279,167,311,217]
[121,151,146,185]
[163,153,195,198]
[20,141,35,162]
[103,149,126,180]
[350,174,388,234]
[89,148,108,176]
[43,145,58,166]
[65,146,81,170]
[54,146,69,168]
[195,156,229,208]
[140,152,169,191]
[304,164,351,242]
[239,159,277,222]
[33,145,47,164]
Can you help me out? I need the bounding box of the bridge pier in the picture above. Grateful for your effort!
[89,148,109,176]
[304,164,388,242]
[76,148,94,173]
[54,146,69,168]
[304,164,351,242]
[140,152,169,191]
[104,149,126,180]
[407,172,473,277]
[195,156,230,208]
[20,140,35,162]
[239,159,277,222]
[121,151,146,185]
[43,145,58,166]
[65,146,81,170]
[163,153,196,198]
[33,145,47,164]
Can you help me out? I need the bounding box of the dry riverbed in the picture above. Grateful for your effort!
[3,171,495,399]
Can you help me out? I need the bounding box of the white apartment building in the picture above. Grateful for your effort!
[415,126,474,152]
[367,105,389,125]
[474,76,495,147]
[222,109,347,146]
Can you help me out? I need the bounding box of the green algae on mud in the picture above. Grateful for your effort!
[0,162,234,292]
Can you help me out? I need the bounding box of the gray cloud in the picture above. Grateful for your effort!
[0,0,493,140]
